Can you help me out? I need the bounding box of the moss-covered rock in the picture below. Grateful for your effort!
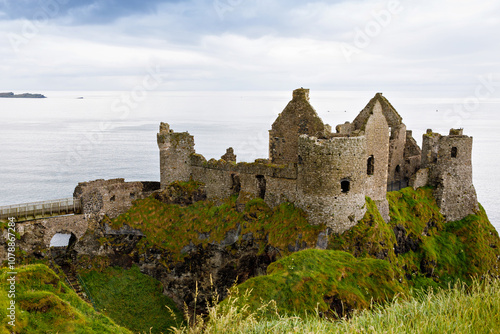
[107,189,324,262]
[100,184,499,319]
[329,187,500,288]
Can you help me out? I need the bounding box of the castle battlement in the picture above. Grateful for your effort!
[157,88,479,232]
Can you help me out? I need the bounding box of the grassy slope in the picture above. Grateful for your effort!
[80,265,183,334]
[228,249,404,317]
[105,184,499,322]
[331,187,500,288]
[173,278,500,334]
[225,187,500,317]
[0,264,130,334]
[107,183,325,262]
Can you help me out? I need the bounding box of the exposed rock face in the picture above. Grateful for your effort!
[137,232,279,310]
[393,224,420,255]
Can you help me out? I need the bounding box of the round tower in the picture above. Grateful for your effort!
[297,134,367,233]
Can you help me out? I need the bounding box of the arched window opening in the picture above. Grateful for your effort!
[394,165,401,182]
[367,156,375,176]
[451,147,458,158]
[341,180,351,193]
[256,175,266,199]
[231,173,241,195]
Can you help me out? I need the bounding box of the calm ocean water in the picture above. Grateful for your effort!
[1,91,498,232]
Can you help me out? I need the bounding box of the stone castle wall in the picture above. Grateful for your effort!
[158,122,195,188]
[74,178,160,220]
[190,154,297,204]
[363,101,390,221]
[387,123,407,184]
[422,130,479,221]
[296,135,367,232]
[157,89,479,232]
[269,89,327,164]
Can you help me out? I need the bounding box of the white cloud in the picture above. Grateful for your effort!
[0,0,499,92]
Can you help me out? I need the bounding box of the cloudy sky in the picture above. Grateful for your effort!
[0,0,499,92]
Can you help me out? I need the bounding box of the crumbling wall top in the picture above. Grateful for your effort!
[449,128,464,136]
[292,88,310,101]
[353,93,403,130]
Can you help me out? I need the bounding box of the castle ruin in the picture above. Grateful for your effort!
[158,88,479,233]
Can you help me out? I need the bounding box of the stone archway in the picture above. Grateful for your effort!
[41,215,88,249]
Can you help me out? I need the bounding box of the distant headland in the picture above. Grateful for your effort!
[0,92,46,98]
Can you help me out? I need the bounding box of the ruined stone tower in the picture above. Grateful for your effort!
[269,88,328,164]
[157,122,195,188]
[356,101,390,221]
[421,129,479,221]
[353,93,421,189]
[296,135,367,232]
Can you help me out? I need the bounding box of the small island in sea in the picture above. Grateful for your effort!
[0,92,46,98]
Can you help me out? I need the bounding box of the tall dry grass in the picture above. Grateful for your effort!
[170,278,500,334]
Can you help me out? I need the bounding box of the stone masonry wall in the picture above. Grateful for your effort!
[0,215,89,262]
[363,100,390,221]
[74,178,158,220]
[421,130,441,168]
[431,133,479,221]
[269,88,327,164]
[403,131,422,181]
[190,153,297,205]
[388,123,407,184]
[158,122,195,188]
[297,135,367,233]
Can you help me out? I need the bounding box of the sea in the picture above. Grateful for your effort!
[1,90,499,233]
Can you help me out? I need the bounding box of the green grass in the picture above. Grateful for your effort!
[106,183,325,262]
[100,184,499,330]
[330,187,500,289]
[0,264,131,334]
[80,265,183,334]
[226,249,405,318]
[173,278,500,334]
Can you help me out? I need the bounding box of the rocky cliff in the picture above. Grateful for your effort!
[4,182,500,317]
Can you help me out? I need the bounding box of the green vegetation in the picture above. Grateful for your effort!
[0,264,130,334]
[104,183,499,322]
[330,187,500,288]
[209,186,499,319]
[107,181,325,262]
[80,265,183,334]
[227,249,404,317]
[173,278,500,334]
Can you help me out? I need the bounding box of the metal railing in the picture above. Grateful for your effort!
[0,198,82,222]
[77,273,98,310]
[387,179,409,192]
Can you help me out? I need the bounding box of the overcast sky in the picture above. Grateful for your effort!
[1,0,499,92]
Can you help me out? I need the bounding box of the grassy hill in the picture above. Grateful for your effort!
[80,265,183,334]
[173,277,500,333]
[105,183,500,320]
[0,264,131,334]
